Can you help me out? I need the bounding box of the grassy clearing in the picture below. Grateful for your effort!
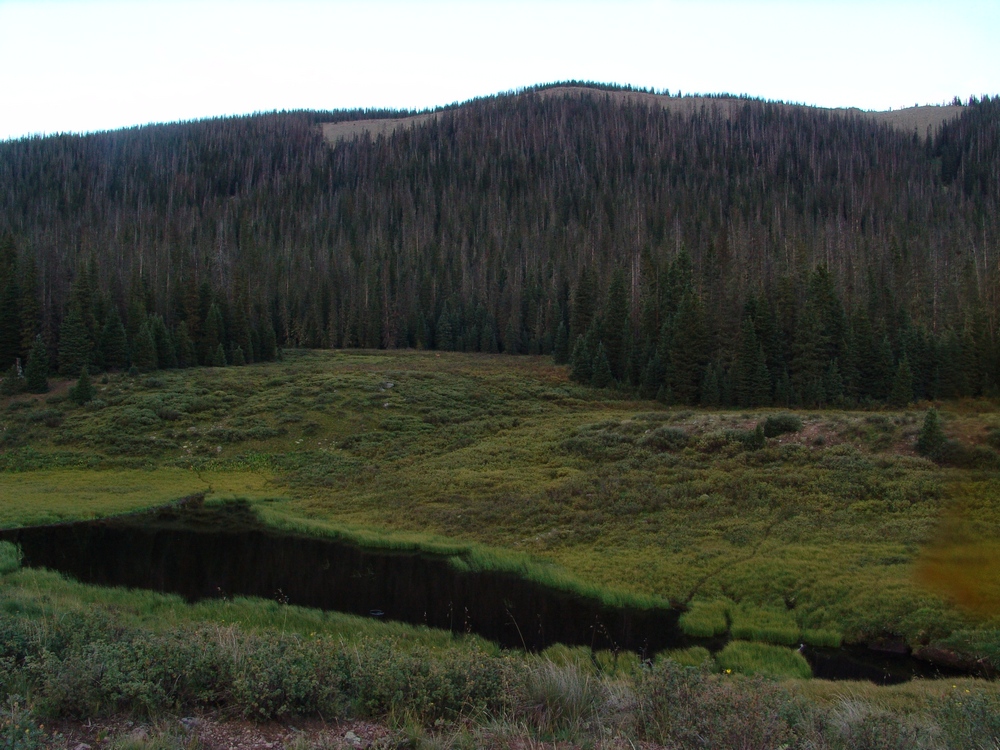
[2,349,999,664]
[715,640,813,679]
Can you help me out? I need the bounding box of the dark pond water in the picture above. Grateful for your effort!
[0,499,980,684]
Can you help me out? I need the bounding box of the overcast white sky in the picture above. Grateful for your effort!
[1,0,998,141]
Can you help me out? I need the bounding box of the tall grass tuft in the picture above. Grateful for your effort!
[728,603,800,645]
[679,599,729,637]
[0,542,21,575]
[521,660,608,738]
[715,641,812,680]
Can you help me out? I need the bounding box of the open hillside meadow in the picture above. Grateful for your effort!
[1,349,1000,747]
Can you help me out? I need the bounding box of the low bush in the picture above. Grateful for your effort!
[635,660,805,748]
[638,426,688,452]
[763,413,803,437]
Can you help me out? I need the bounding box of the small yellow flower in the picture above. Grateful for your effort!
[725,668,732,674]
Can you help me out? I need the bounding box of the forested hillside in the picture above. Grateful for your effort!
[1,84,998,406]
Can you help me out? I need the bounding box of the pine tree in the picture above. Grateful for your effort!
[99,307,128,371]
[553,320,570,364]
[889,357,914,407]
[24,335,48,394]
[601,269,629,381]
[701,362,721,407]
[69,367,95,405]
[916,408,945,456]
[230,345,246,366]
[18,256,40,356]
[591,343,613,388]
[131,322,158,372]
[0,364,23,396]
[669,292,710,404]
[0,272,21,370]
[58,305,93,377]
[150,315,177,369]
[570,267,597,341]
[212,343,228,367]
[202,303,225,364]
[570,335,593,384]
[173,321,197,368]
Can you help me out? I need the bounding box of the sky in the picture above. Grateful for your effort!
[1,0,998,141]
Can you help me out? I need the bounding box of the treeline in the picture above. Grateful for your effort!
[0,85,998,404]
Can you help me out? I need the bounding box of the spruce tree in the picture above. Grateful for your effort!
[0,364,23,396]
[173,321,197,368]
[58,305,93,377]
[669,292,710,404]
[916,408,945,456]
[69,366,95,405]
[0,273,22,370]
[230,344,246,366]
[24,335,48,393]
[131,322,158,372]
[553,321,570,364]
[601,269,629,381]
[889,357,914,407]
[212,343,228,367]
[150,315,177,369]
[570,335,593,384]
[99,307,128,371]
[591,343,613,388]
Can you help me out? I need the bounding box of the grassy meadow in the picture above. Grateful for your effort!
[2,349,1000,666]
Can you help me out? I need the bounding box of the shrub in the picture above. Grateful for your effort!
[986,428,1000,450]
[763,413,803,437]
[829,699,936,750]
[715,641,811,680]
[936,690,1000,749]
[638,426,688,452]
[679,600,729,637]
[636,660,805,748]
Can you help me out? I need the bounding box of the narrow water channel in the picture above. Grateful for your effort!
[0,498,977,685]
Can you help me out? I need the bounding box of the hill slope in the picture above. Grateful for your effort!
[0,83,998,406]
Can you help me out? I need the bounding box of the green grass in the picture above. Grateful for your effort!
[2,349,1000,665]
[715,641,813,680]
[678,599,730,637]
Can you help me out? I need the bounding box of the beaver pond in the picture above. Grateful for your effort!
[0,498,976,685]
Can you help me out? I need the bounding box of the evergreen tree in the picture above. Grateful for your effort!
[259,318,278,361]
[0,364,23,396]
[916,408,945,456]
[570,335,593,384]
[591,343,613,388]
[150,315,177,369]
[791,303,827,407]
[0,271,21,370]
[24,335,48,393]
[18,255,41,356]
[601,269,629,381]
[230,344,246,366]
[889,357,914,407]
[68,366,95,405]
[99,306,128,371]
[669,292,710,404]
[173,321,197,368]
[553,320,570,364]
[824,358,844,405]
[131,322,158,372]
[202,303,225,365]
[570,267,597,342]
[58,305,93,377]
[212,343,228,367]
[701,362,721,407]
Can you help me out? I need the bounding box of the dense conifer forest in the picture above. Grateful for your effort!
[1,83,998,407]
